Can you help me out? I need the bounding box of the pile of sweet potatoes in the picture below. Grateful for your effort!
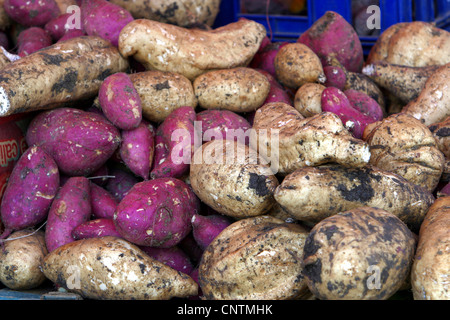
[0,1,448,301]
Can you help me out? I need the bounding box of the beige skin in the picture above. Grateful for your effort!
[302,207,416,300]
[274,164,435,231]
[0,36,129,117]
[129,70,197,123]
[429,116,450,158]
[364,113,445,193]
[199,215,310,300]
[109,0,221,27]
[193,67,270,113]
[118,18,267,81]
[274,42,325,89]
[250,102,371,176]
[402,63,450,126]
[293,82,325,118]
[190,139,279,219]
[42,236,198,300]
[0,230,48,290]
[411,196,450,300]
[362,61,440,104]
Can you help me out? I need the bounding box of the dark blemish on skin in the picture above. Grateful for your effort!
[153,80,171,91]
[51,68,78,94]
[39,53,68,66]
[247,172,270,197]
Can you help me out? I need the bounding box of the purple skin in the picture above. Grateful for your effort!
[57,29,86,42]
[119,120,155,180]
[72,218,122,240]
[25,108,121,177]
[250,41,289,79]
[4,0,60,27]
[196,109,251,145]
[98,72,143,130]
[150,106,199,180]
[17,27,53,57]
[323,65,347,90]
[45,176,91,252]
[321,87,376,139]
[139,245,194,275]
[191,213,231,250]
[177,232,204,264]
[105,166,140,202]
[90,182,118,220]
[344,89,384,122]
[81,0,134,47]
[0,146,60,240]
[114,177,200,248]
[44,13,73,41]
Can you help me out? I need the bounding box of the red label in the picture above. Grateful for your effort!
[0,139,20,167]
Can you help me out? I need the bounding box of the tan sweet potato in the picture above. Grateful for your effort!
[118,18,267,81]
[411,196,450,300]
[0,36,129,117]
[402,63,450,126]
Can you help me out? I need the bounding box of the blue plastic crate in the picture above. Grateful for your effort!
[214,0,450,55]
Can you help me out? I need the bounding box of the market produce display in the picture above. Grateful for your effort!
[0,0,448,301]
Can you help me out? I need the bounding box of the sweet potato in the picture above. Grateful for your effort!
[0,229,48,290]
[44,13,74,41]
[150,106,199,180]
[105,166,140,202]
[0,36,129,117]
[429,116,450,159]
[42,236,198,300]
[274,42,326,89]
[297,11,364,73]
[26,107,121,176]
[81,0,134,47]
[57,29,86,42]
[344,89,383,122]
[17,27,53,57]
[128,70,197,123]
[139,245,194,275]
[293,82,326,117]
[119,120,155,180]
[113,177,200,247]
[362,61,440,104]
[45,176,91,252]
[0,146,60,239]
[109,0,221,28]
[402,63,450,126]
[178,232,204,265]
[90,182,118,220]
[250,41,289,78]
[0,0,11,31]
[99,72,142,130]
[118,18,266,81]
[322,65,346,90]
[321,86,378,139]
[72,218,122,240]
[196,109,251,145]
[191,213,231,250]
[274,164,435,231]
[256,69,292,105]
[4,0,60,27]
[411,196,450,300]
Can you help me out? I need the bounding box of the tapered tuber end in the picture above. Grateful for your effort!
[191,213,231,250]
[0,86,11,116]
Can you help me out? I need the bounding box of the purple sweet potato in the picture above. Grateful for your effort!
[297,11,364,73]
[195,109,251,145]
[321,86,376,139]
[178,232,204,265]
[150,106,200,180]
[256,68,292,105]
[17,27,53,57]
[344,89,384,122]
[0,145,60,239]
[72,218,122,240]
[81,0,134,47]
[26,108,121,176]
[119,120,155,180]
[323,65,347,90]
[88,164,109,186]
[114,177,200,247]
[139,245,194,275]
[4,0,60,27]
[105,166,140,202]
[44,13,74,41]
[57,29,86,42]
[98,72,143,130]
[45,176,91,252]
[90,182,118,220]
[191,213,231,250]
